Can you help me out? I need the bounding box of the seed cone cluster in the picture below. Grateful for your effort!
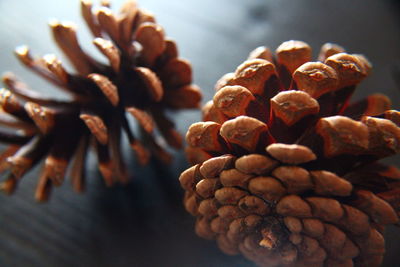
[180,41,400,267]
[0,0,201,201]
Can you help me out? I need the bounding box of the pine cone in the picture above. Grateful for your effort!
[180,40,400,267]
[0,0,201,201]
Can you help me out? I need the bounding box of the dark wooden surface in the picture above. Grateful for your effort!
[0,0,399,266]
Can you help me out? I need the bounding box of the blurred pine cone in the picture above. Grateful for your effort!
[180,40,400,267]
[0,0,201,201]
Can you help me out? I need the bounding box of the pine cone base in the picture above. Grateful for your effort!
[181,150,390,267]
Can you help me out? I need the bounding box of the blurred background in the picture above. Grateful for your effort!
[0,0,399,266]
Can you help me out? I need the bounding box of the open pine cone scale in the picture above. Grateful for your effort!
[0,0,201,201]
[181,41,400,267]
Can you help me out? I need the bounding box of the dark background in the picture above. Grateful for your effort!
[0,0,399,266]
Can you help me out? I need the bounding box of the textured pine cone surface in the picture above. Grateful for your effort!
[180,40,400,267]
[0,0,201,201]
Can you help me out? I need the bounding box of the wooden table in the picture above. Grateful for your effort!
[0,0,399,266]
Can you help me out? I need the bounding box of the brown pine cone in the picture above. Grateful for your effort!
[0,0,201,201]
[180,40,400,267]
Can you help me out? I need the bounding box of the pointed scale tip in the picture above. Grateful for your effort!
[42,54,68,84]
[14,45,33,66]
[24,102,55,134]
[88,73,119,106]
[80,113,108,145]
